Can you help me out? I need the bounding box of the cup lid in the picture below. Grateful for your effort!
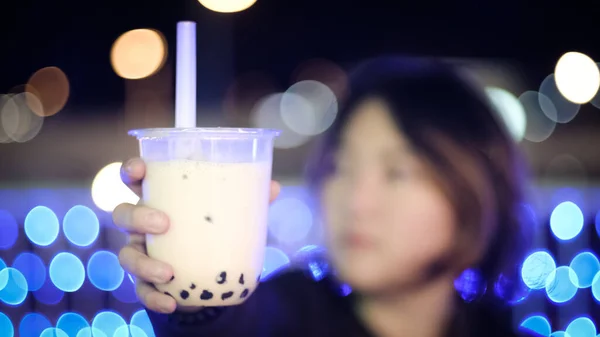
[128,127,281,139]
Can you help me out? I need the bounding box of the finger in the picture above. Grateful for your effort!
[119,243,173,284]
[269,180,280,203]
[121,158,146,197]
[113,203,169,234]
[136,280,177,314]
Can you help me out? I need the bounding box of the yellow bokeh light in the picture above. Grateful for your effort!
[198,0,257,13]
[111,29,167,80]
[26,66,70,117]
[554,52,600,104]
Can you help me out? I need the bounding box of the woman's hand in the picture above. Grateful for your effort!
[112,158,281,313]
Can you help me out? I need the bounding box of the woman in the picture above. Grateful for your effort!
[113,56,537,337]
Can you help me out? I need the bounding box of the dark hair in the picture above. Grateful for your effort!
[305,56,532,333]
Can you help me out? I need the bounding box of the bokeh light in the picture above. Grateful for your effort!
[0,312,13,337]
[569,252,600,288]
[87,250,124,291]
[538,74,580,123]
[0,210,18,249]
[57,312,90,337]
[554,52,600,104]
[545,266,578,303]
[111,29,167,80]
[114,324,148,337]
[24,205,60,246]
[294,245,330,281]
[198,0,257,13]
[494,273,530,304]
[40,328,69,337]
[49,252,85,292]
[565,317,596,337]
[91,162,140,212]
[0,92,44,142]
[0,95,12,143]
[454,269,487,302]
[519,91,556,143]
[251,93,311,149]
[0,257,5,271]
[485,87,526,142]
[76,327,108,337]
[26,66,70,117]
[19,313,52,337]
[63,205,100,247]
[268,198,313,244]
[281,80,338,136]
[12,252,46,291]
[550,201,584,241]
[0,267,28,305]
[591,272,600,302]
[519,315,552,337]
[130,310,156,337]
[261,246,290,280]
[91,311,127,337]
[522,251,557,290]
[34,277,65,305]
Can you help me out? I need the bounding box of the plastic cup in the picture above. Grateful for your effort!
[129,127,280,307]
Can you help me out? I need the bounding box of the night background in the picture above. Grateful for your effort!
[1,0,600,336]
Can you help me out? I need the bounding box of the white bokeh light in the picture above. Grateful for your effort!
[485,87,526,142]
[1,92,44,143]
[91,162,140,212]
[198,0,257,13]
[554,52,600,104]
[281,80,338,136]
[251,93,311,149]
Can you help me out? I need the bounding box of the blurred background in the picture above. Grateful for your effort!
[1,0,600,336]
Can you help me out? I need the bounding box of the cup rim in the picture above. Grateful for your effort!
[128,127,281,139]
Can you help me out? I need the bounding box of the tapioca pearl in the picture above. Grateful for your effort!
[200,290,213,300]
[205,216,213,223]
[182,174,188,180]
[170,276,175,282]
[216,272,227,284]
[240,289,249,299]
[190,283,196,289]
[239,274,245,285]
[221,291,234,300]
[180,290,190,300]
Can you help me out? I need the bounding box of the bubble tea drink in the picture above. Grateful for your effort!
[129,128,279,307]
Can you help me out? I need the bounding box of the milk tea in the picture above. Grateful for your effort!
[142,159,271,307]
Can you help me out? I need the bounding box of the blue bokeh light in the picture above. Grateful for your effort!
[24,206,60,246]
[294,245,329,281]
[40,328,69,337]
[565,317,596,337]
[0,257,6,272]
[34,278,65,305]
[12,252,46,291]
[49,252,85,292]
[57,312,90,337]
[261,247,290,281]
[0,210,18,250]
[87,250,124,291]
[454,269,486,302]
[591,272,600,302]
[131,310,156,337]
[522,251,556,290]
[550,201,584,241]
[92,311,127,337]
[76,327,107,337]
[519,315,551,337]
[569,252,600,288]
[20,313,52,337]
[114,325,148,337]
[0,312,14,337]
[0,267,28,305]
[546,266,578,303]
[549,332,568,337]
[63,205,100,247]
[268,198,314,243]
[595,210,600,239]
[494,273,530,304]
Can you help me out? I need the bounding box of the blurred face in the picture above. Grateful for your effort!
[322,98,457,294]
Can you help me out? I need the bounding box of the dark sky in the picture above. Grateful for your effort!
[1,0,598,111]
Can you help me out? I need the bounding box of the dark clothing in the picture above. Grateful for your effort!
[147,270,539,337]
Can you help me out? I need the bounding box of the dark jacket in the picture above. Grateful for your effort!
[147,269,540,337]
